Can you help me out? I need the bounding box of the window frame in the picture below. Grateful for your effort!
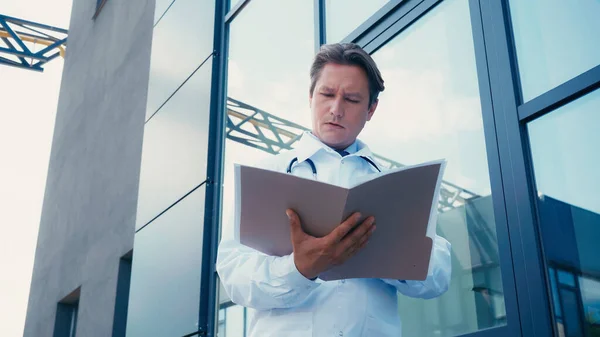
[473,0,600,336]
[204,0,600,336]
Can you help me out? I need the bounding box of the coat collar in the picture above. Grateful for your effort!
[294,131,376,163]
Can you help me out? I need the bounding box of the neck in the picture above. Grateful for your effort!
[310,133,356,151]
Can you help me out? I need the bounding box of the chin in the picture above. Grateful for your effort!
[321,135,348,148]
[317,128,351,146]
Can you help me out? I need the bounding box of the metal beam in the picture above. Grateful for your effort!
[0,14,67,71]
[0,14,68,34]
[225,97,480,212]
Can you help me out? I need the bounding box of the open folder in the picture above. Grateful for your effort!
[234,159,446,281]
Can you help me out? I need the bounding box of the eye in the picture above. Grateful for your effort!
[346,98,360,103]
[320,93,334,97]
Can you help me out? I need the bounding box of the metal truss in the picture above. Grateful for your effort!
[0,14,68,72]
[226,97,480,211]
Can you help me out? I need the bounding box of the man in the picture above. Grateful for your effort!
[217,43,451,337]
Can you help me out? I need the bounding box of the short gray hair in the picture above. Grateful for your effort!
[309,43,385,107]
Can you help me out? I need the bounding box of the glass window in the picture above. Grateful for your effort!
[359,0,507,335]
[145,0,215,120]
[528,87,600,337]
[54,293,80,337]
[549,268,563,318]
[558,270,577,288]
[229,0,243,12]
[112,254,132,337]
[216,304,249,337]
[509,0,600,102]
[326,0,392,43]
[561,288,584,337]
[219,0,510,335]
[220,0,314,241]
[217,0,314,334]
[136,59,212,229]
[154,0,174,24]
[224,305,245,337]
[579,276,600,336]
[217,309,226,336]
[126,187,205,337]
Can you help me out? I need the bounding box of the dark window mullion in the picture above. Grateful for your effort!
[475,0,554,336]
[517,64,600,122]
[225,0,251,24]
[314,0,325,52]
[361,0,442,53]
[343,0,408,45]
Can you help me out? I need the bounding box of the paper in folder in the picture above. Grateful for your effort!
[234,159,446,281]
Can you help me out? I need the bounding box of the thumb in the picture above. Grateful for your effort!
[286,209,305,240]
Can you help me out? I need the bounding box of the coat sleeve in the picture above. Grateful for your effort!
[216,152,320,310]
[382,235,452,299]
[216,239,320,310]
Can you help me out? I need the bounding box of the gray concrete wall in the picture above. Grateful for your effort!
[23,0,154,335]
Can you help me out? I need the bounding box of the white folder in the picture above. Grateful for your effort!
[234,159,446,281]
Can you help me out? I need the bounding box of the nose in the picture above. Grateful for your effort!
[329,96,345,118]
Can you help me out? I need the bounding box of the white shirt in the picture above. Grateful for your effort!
[217,132,452,337]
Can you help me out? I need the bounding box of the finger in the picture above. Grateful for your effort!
[328,212,362,243]
[340,217,375,250]
[358,229,372,248]
[351,216,376,239]
[338,227,373,263]
[336,240,362,265]
[286,209,306,240]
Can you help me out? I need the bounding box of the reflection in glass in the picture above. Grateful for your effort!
[359,0,506,335]
[218,0,508,335]
[136,60,212,229]
[154,0,174,24]
[325,0,391,43]
[216,304,249,337]
[228,0,243,12]
[509,0,600,102]
[529,88,600,337]
[218,0,314,334]
[559,270,577,288]
[145,0,215,120]
[220,0,314,242]
[126,187,205,337]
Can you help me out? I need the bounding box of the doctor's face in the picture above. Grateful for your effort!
[309,63,378,150]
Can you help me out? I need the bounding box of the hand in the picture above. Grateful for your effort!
[286,209,376,280]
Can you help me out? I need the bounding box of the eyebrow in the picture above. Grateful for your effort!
[319,87,363,98]
[345,92,363,99]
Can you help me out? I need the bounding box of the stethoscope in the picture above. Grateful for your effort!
[286,155,381,179]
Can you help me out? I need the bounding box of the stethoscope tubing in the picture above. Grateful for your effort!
[286,155,381,178]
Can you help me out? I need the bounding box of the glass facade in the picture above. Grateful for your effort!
[325,0,391,42]
[218,0,315,333]
[509,0,600,102]
[220,0,315,242]
[126,187,206,336]
[125,0,214,335]
[144,0,215,121]
[154,0,174,24]
[363,0,505,335]
[124,0,600,336]
[135,58,213,229]
[528,88,600,337]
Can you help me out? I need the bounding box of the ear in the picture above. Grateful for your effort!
[366,99,378,121]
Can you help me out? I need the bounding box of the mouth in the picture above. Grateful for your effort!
[325,122,344,129]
